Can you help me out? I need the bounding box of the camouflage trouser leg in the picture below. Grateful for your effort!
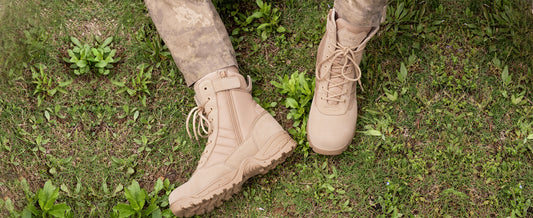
[334,0,388,27]
[144,0,237,86]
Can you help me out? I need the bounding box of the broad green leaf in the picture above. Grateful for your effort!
[38,181,60,211]
[127,167,135,176]
[161,209,174,218]
[111,80,125,87]
[124,188,140,211]
[141,204,159,216]
[47,203,71,218]
[361,129,382,137]
[5,198,14,212]
[271,80,282,88]
[113,184,124,196]
[113,203,136,218]
[257,23,270,31]
[60,184,70,196]
[256,0,263,8]
[92,48,104,60]
[152,178,164,196]
[501,66,511,86]
[285,98,298,108]
[125,180,145,211]
[398,62,407,83]
[47,88,57,97]
[102,36,113,47]
[26,204,42,216]
[261,31,268,40]
[385,90,398,102]
[58,79,73,87]
[247,11,263,23]
[44,110,50,121]
[76,60,87,68]
[127,88,136,96]
[107,49,117,60]
[70,37,82,47]
[102,181,109,194]
[151,208,163,218]
[67,50,76,59]
[22,207,34,218]
[527,134,533,140]
[116,87,127,94]
[141,95,147,106]
[95,60,107,68]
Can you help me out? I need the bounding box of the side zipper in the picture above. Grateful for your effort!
[225,91,243,144]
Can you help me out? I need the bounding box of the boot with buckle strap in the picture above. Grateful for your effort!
[307,9,379,155]
[169,66,296,217]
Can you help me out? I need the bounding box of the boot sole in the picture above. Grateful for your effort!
[171,132,296,217]
[307,135,348,156]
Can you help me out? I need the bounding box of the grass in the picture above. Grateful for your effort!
[0,0,532,217]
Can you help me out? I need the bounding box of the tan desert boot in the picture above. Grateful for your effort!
[307,9,378,155]
[169,67,296,217]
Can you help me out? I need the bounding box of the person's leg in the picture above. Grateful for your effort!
[145,1,296,216]
[307,0,387,155]
[334,0,387,28]
[145,0,237,86]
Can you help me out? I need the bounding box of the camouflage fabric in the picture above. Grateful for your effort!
[144,0,387,86]
[144,0,237,86]
[335,0,388,27]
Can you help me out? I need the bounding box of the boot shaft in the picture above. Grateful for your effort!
[315,9,378,114]
[191,68,283,169]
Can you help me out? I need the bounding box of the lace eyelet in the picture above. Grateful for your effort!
[203,87,208,90]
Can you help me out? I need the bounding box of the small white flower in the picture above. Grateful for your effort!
[386,181,390,186]
[519,185,523,189]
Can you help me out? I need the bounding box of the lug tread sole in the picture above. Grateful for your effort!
[171,133,296,217]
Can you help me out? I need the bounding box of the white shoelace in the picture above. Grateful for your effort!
[316,27,379,103]
[186,101,212,142]
[317,44,364,103]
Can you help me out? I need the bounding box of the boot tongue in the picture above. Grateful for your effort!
[326,19,370,105]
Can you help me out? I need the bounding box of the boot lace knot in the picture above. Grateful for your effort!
[316,27,379,103]
[186,101,212,142]
[317,43,364,103]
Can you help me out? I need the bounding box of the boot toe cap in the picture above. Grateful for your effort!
[307,127,354,155]
[307,107,357,155]
[168,165,236,215]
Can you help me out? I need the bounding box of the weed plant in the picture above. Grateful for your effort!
[64,36,120,76]
[271,71,315,157]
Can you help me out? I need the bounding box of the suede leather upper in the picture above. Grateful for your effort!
[307,9,378,155]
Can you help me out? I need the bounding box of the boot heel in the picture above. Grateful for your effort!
[248,132,296,176]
